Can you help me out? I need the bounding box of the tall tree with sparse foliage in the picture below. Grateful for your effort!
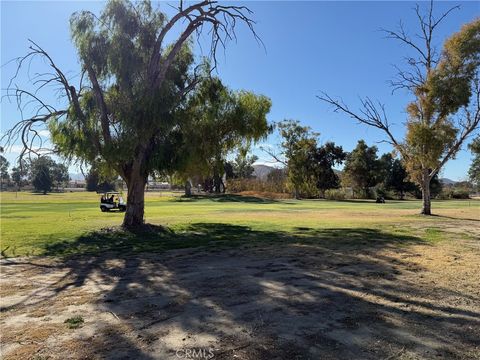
[2,0,261,228]
[269,120,319,199]
[468,136,480,189]
[319,3,480,214]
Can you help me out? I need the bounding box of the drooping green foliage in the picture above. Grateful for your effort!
[49,0,199,170]
[175,78,271,191]
[428,19,480,118]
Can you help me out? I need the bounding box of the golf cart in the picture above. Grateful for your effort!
[99,192,127,212]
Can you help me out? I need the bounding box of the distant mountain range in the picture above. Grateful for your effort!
[69,173,85,181]
[439,178,458,185]
[252,164,277,180]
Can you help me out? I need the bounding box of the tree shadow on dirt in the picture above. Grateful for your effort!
[2,224,480,359]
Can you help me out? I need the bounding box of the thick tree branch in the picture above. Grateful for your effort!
[317,93,405,157]
[148,0,209,80]
[148,1,261,92]
[1,40,86,162]
[85,64,111,145]
[381,21,429,66]
[175,63,208,105]
[384,1,459,91]
[1,110,67,162]
[260,146,287,166]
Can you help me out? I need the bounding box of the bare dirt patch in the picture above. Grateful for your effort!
[1,228,479,359]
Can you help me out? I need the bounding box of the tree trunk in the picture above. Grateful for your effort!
[293,187,300,199]
[421,170,432,215]
[364,187,370,199]
[220,178,226,193]
[213,172,222,194]
[184,180,192,197]
[123,171,147,229]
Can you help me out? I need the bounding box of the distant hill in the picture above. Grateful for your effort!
[69,173,85,181]
[252,164,276,180]
[440,178,457,185]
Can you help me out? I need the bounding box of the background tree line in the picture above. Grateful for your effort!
[228,120,478,200]
[0,155,69,194]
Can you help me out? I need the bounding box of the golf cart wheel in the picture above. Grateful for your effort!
[100,206,108,212]
[119,205,126,212]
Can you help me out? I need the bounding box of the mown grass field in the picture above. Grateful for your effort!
[1,191,478,257]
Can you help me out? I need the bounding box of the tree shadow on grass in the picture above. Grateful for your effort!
[336,199,405,204]
[40,224,424,257]
[431,214,480,222]
[2,224,480,359]
[172,194,281,204]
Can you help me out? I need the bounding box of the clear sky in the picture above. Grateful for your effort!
[1,1,479,180]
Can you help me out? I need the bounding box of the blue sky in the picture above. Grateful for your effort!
[1,1,479,180]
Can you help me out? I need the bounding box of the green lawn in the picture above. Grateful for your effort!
[1,191,478,257]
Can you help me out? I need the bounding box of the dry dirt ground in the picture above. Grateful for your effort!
[1,223,480,360]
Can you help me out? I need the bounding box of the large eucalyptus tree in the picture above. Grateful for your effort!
[2,0,260,228]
